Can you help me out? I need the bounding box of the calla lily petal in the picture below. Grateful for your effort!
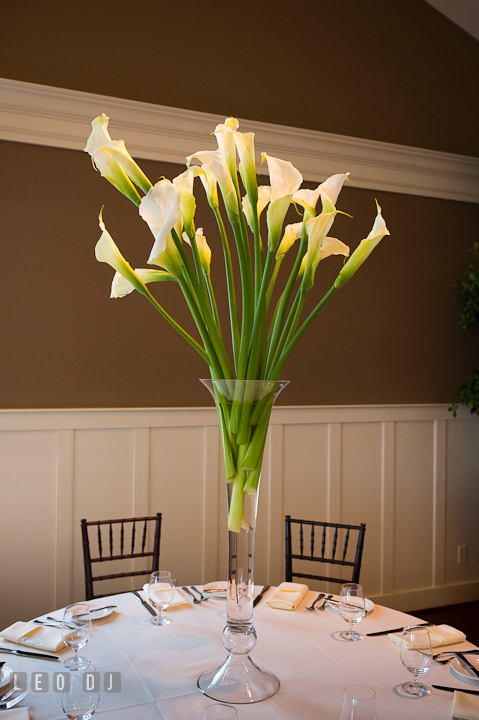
[139,179,181,264]
[262,153,302,202]
[111,268,176,298]
[319,173,350,212]
[186,227,211,275]
[95,213,149,297]
[293,188,321,215]
[335,202,389,288]
[186,150,237,214]
[173,168,202,238]
[85,115,151,203]
[242,185,272,230]
[276,222,303,259]
[214,117,239,176]
[262,153,302,250]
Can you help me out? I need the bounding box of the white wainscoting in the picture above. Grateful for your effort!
[1,404,478,628]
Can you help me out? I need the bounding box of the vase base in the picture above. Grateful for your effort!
[197,653,280,704]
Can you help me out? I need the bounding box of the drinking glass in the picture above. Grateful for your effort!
[61,667,99,719]
[339,583,365,641]
[62,604,92,670]
[399,625,432,696]
[340,685,377,720]
[203,704,238,720]
[148,571,174,625]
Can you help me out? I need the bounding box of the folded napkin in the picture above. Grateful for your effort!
[0,621,64,652]
[388,624,466,649]
[453,691,479,720]
[142,584,191,611]
[0,706,31,718]
[265,582,308,611]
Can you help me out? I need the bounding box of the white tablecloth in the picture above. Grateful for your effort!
[2,588,477,719]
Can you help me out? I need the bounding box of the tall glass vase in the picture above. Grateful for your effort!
[197,379,288,704]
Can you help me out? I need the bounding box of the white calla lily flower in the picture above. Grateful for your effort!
[214,117,239,176]
[111,268,175,298]
[335,202,389,288]
[298,236,349,278]
[139,179,181,265]
[234,131,257,201]
[185,227,211,275]
[262,153,303,251]
[85,114,152,204]
[186,150,238,215]
[242,185,272,230]
[95,213,149,297]
[318,173,350,212]
[276,222,303,259]
[173,167,202,238]
[293,188,321,215]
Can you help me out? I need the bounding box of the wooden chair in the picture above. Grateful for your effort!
[285,515,366,587]
[81,514,162,600]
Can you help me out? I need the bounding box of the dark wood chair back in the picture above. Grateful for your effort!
[81,514,162,600]
[285,515,366,587]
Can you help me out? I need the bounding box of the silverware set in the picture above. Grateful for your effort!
[305,593,333,612]
[182,586,209,604]
[0,678,28,709]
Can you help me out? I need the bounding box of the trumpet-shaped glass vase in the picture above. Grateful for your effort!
[197,379,288,704]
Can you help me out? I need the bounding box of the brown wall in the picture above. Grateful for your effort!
[1,0,478,408]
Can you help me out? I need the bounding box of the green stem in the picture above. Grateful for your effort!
[213,208,240,368]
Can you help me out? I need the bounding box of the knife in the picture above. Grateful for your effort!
[327,598,366,611]
[0,647,59,661]
[131,590,156,616]
[253,585,271,608]
[432,684,479,695]
[457,651,479,679]
[366,622,433,637]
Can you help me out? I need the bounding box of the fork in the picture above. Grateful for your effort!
[317,594,333,612]
[305,593,325,612]
[0,690,28,709]
[182,587,201,604]
[190,586,209,602]
[0,684,20,702]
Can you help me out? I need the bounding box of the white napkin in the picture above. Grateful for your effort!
[142,584,191,611]
[0,706,31,718]
[388,624,466,649]
[265,582,308,611]
[452,691,479,720]
[0,622,64,652]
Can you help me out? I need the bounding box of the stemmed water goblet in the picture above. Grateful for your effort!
[148,570,174,625]
[339,583,365,641]
[61,666,100,719]
[340,685,377,720]
[62,603,92,670]
[399,625,433,696]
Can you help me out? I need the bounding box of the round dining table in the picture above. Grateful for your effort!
[2,586,477,719]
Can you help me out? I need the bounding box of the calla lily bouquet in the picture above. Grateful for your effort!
[86,114,389,532]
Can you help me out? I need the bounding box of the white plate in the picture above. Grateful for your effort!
[451,656,479,686]
[0,665,15,694]
[203,582,228,598]
[87,607,116,621]
[325,594,375,614]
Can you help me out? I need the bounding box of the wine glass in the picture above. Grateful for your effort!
[339,583,365,641]
[61,666,99,719]
[62,603,92,670]
[148,570,174,625]
[203,704,238,719]
[399,625,433,696]
[340,685,377,720]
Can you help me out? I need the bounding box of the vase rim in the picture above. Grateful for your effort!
[200,378,289,403]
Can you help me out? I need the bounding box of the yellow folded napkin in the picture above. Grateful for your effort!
[265,582,308,611]
[0,621,64,652]
[142,584,192,611]
[388,624,466,649]
[0,706,31,718]
[453,691,479,720]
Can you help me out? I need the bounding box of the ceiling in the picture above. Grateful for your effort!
[423,0,479,41]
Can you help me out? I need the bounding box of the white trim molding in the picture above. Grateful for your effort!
[1,77,478,203]
[1,403,478,629]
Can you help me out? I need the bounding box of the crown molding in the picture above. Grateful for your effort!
[1,77,478,203]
